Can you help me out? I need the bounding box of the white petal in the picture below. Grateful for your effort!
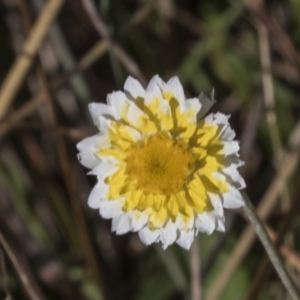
[213,170,227,182]
[95,154,120,166]
[112,214,131,235]
[121,125,142,142]
[222,188,245,209]
[159,221,178,250]
[166,76,185,105]
[177,214,195,231]
[183,98,201,115]
[208,193,224,217]
[158,100,171,114]
[222,141,240,156]
[93,115,111,133]
[88,161,119,179]
[98,198,125,219]
[176,230,195,250]
[219,125,236,141]
[77,151,99,169]
[77,134,106,152]
[87,182,108,208]
[222,165,246,189]
[130,211,148,232]
[107,91,128,120]
[138,227,160,245]
[204,113,214,124]
[195,212,216,234]
[221,155,244,168]
[146,75,165,92]
[216,217,225,232]
[88,103,114,126]
[144,85,164,107]
[197,92,216,120]
[157,100,173,131]
[126,101,144,127]
[77,135,108,169]
[124,76,145,99]
[212,112,230,125]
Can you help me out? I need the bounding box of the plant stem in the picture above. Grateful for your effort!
[190,238,201,300]
[242,191,300,300]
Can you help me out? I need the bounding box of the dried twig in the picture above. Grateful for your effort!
[0,40,108,139]
[245,184,300,299]
[257,19,290,209]
[81,0,147,86]
[244,0,300,77]
[17,1,108,297]
[0,227,45,300]
[5,121,89,140]
[120,0,157,33]
[206,118,300,300]
[0,0,65,119]
[0,247,13,300]
[242,192,300,300]
[155,245,187,293]
[239,95,264,176]
[190,238,201,300]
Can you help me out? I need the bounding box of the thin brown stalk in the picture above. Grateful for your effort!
[280,246,300,274]
[206,134,300,300]
[0,40,108,139]
[155,245,187,292]
[0,247,13,300]
[0,227,45,300]
[0,0,65,119]
[244,0,300,77]
[190,238,201,300]
[81,0,147,86]
[257,19,290,209]
[6,121,89,140]
[245,176,300,300]
[56,135,107,299]
[121,0,157,33]
[0,0,154,138]
[239,95,264,176]
[242,193,300,300]
[17,1,107,297]
[267,226,300,274]
[157,1,205,36]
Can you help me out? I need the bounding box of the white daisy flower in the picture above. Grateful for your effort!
[77,75,245,250]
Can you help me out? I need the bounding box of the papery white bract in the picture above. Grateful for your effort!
[77,75,245,250]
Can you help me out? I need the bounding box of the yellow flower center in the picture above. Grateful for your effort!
[125,132,194,195]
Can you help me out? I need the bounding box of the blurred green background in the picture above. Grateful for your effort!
[0,0,300,299]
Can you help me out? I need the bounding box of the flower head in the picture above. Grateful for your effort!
[77,75,245,249]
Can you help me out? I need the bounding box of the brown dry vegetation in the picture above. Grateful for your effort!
[0,0,300,299]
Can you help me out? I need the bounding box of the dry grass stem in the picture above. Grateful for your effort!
[0,0,65,119]
[242,192,300,300]
[190,238,201,300]
[0,247,13,300]
[17,1,107,296]
[121,0,157,33]
[245,0,300,76]
[245,174,300,299]
[257,20,290,209]
[0,40,108,139]
[266,226,300,274]
[0,230,45,300]
[5,121,89,139]
[206,117,300,300]
[81,0,147,86]
[1,1,299,299]
[155,245,187,292]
